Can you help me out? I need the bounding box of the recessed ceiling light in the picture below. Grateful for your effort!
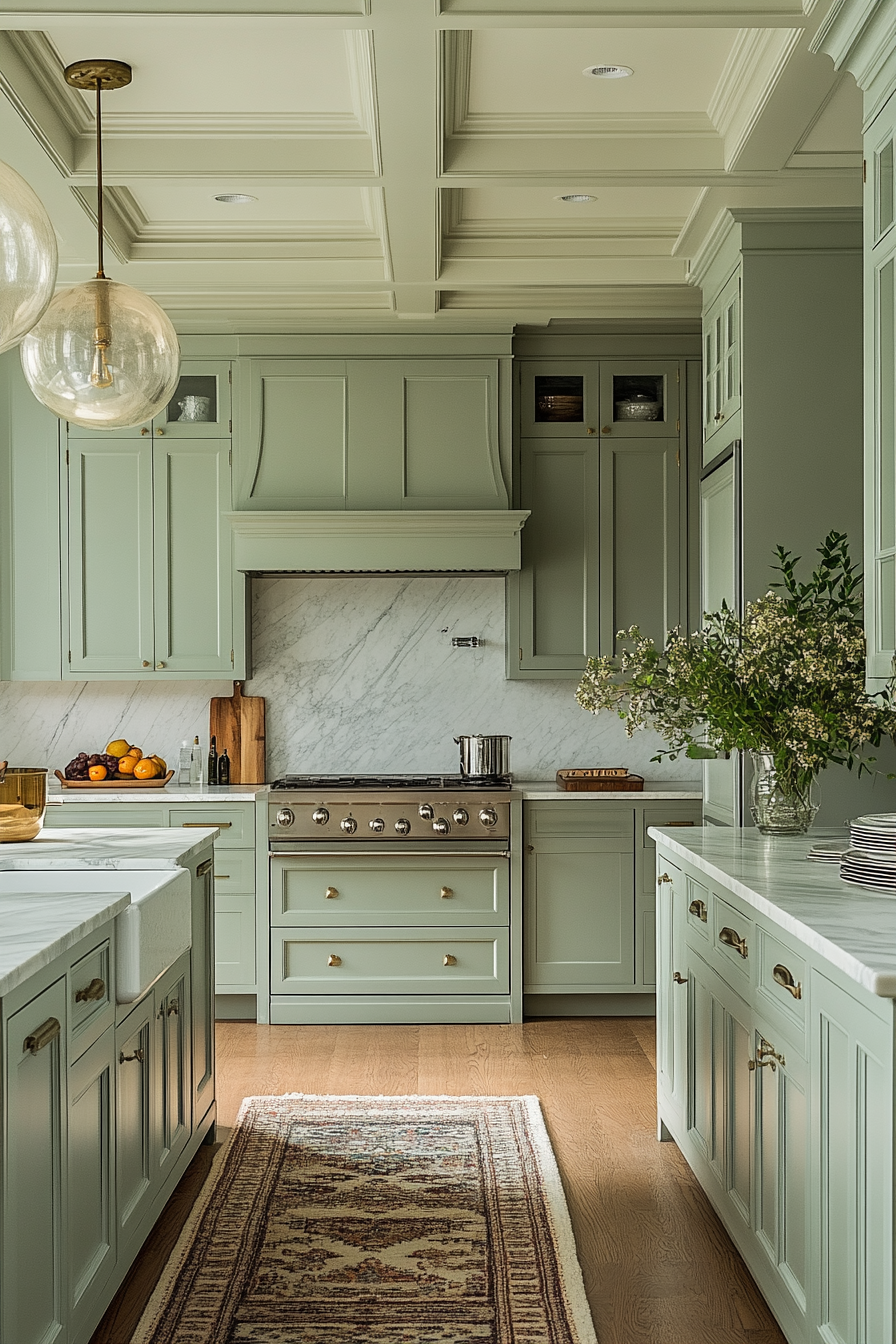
[583,65,633,79]
[214,193,257,204]
[557,194,596,203]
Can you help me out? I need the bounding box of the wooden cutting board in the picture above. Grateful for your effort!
[209,682,266,784]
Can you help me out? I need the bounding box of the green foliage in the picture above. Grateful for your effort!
[576,532,896,794]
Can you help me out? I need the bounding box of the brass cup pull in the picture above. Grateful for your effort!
[672,972,687,985]
[772,963,802,1000]
[119,1048,144,1064]
[688,899,708,923]
[748,1057,776,1072]
[327,954,342,967]
[167,999,179,1016]
[443,954,457,966]
[719,926,748,958]
[24,1017,61,1055]
[325,886,339,899]
[758,1040,785,1067]
[440,886,453,899]
[657,872,673,886]
[75,977,105,1004]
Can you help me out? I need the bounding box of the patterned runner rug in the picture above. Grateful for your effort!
[132,1094,597,1344]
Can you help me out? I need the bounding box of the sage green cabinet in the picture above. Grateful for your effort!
[65,438,241,678]
[67,1029,116,1339]
[116,995,154,1243]
[66,359,232,441]
[3,977,67,1344]
[655,861,687,1126]
[702,269,741,460]
[235,356,506,511]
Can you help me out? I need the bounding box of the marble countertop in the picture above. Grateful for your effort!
[649,825,896,998]
[0,890,130,998]
[517,780,702,801]
[47,783,265,804]
[0,827,217,870]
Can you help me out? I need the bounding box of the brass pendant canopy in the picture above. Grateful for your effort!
[63,58,132,91]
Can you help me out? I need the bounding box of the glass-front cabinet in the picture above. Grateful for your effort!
[67,360,232,440]
[702,270,741,463]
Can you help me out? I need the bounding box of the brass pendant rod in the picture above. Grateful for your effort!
[95,78,105,280]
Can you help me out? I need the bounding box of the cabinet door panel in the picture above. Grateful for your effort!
[524,846,634,989]
[68,1031,116,1332]
[67,440,154,674]
[753,1031,808,1318]
[4,978,66,1344]
[656,861,687,1117]
[401,362,505,507]
[157,967,191,1180]
[152,439,233,673]
[215,893,257,991]
[236,359,348,509]
[599,438,680,655]
[116,1002,154,1240]
[599,361,680,438]
[191,864,215,1127]
[518,439,599,671]
[519,363,599,438]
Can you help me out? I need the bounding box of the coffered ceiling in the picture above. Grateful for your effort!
[0,0,863,331]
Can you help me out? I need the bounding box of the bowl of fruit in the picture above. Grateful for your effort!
[56,741,171,788]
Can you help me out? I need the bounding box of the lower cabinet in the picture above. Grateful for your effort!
[655,840,895,1344]
[67,1030,117,1340]
[524,799,700,1005]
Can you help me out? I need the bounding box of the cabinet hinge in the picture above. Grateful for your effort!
[228,448,232,466]
[863,158,867,184]
[676,368,680,384]
[65,448,69,465]
[676,418,680,434]
[229,419,232,433]
[230,649,234,663]
[676,447,680,469]
[68,650,71,662]
[228,368,232,384]
[518,647,523,662]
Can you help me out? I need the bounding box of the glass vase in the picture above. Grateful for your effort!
[749,751,818,835]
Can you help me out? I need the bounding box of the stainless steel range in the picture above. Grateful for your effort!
[264,774,519,1027]
[268,774,512,848]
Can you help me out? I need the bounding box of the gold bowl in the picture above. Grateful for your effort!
[0,765,48,842]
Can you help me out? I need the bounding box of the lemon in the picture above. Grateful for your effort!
[106,739,131,758]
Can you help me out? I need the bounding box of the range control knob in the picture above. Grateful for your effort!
[418,803,434,820]
[433,817,451,836]
[276,807,295,828]
[312,807,329,826]
[340,816,357,835]
[394,817,411,835]
[452,807,469,826]
[478,806,499,829]
[368,817,385,833]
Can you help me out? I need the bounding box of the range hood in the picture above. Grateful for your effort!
[225,511,531,573]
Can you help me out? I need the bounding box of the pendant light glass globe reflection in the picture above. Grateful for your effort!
[21,277,180,428]
[0,159,58,354]
[20,57,180,431]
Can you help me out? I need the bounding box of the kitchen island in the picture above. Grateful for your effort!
[0,827,217,1344]
[650,826,895,1344]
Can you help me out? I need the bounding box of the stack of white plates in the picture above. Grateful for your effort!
[806,842,848,864]
[849,814,896,854]
[840,849,896,890]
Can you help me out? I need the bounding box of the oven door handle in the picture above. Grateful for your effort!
[269,849,511,859]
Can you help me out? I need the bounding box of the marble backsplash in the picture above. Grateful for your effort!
[0,575,700,782]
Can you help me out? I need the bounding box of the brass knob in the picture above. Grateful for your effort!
[156,427,165,435]
[119,1048,144,1064]
[142,660,151,667]
[325,886,339,899]
[672,972,686,985]
[327,954,342,967]
[155,661,165,669]
[714,412,724,422]
[75,977,105,1003]
[601,425,611,434]
[440,886,453,899]
[140,426,149,435]
[657,872,673,885]
[586,426,596,435]
[443,954,457,966]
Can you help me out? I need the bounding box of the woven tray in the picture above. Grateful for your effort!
[556,769,644,792]
[54,769,175,789]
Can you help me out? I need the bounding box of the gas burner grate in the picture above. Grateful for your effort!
[270,773,512,791]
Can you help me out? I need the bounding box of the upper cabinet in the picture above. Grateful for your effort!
[507,346,697,681]
[234,356,507,511]
[702,270,741,461]
[66,360,232,441]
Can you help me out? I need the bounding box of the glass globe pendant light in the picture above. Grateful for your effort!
[21,59,180,430]
[0,159,58,353]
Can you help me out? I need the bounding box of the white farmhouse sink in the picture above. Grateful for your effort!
[0,869,191,1002]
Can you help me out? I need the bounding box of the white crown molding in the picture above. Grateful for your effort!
[96,111,367,138]
[810,0,895,86]
[345,28,381,172]
[439,285,701,317]
[708,26,803,169]
[452,110,717,139]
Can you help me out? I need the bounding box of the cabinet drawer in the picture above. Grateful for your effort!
[215,893,256,991]
[210,848,255,894]
[641,806,701,847]
[526,803,633,844]
[270,926,509,995]
[712,894,753,990]
[757,927,806,1034]
[270,856,509,927]
[70,940,112,1058]
[685,876,711,941]
[45,805,167,829]
[168,806,250,846]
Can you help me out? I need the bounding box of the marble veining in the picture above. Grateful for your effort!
[650,826,896,997]
[0,828,217,870]
[0,577,700,784]
[0,891,130,998]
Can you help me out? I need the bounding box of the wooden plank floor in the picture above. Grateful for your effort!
[91,1018,786,1344]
